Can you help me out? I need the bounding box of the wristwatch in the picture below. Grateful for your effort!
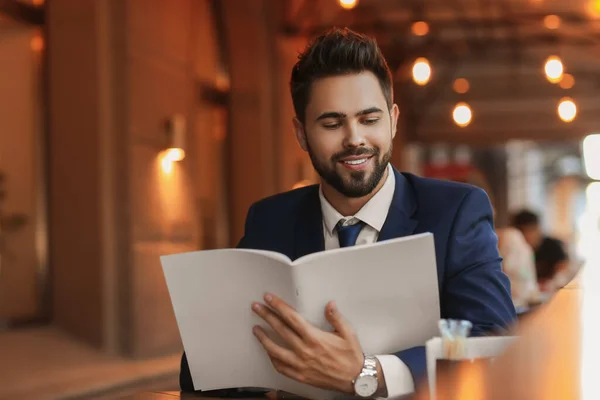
[352,355,379,398]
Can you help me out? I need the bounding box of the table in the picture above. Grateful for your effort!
[123,391,269,399]
[415,265,595,399]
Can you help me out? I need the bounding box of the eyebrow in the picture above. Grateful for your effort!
[315,107,383,121]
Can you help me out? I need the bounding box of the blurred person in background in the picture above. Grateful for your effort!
[496,227,541,308]
[458,170,540,308]
[512,210,570,293]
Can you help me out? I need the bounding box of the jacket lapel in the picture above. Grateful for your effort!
[292,186,325,260]
[291,167,418,258]
[377,167,419,242]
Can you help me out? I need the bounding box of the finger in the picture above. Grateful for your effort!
[263,293,312,338]
[325,301,357,342]
[253,326,303,369]
[271,359,307,384]
[252,303,305,350]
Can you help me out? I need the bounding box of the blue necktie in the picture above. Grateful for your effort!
[336,221,365,248]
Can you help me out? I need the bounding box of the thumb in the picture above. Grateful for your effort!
[325,301,355,340]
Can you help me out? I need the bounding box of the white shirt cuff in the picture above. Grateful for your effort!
[375,355,415,399]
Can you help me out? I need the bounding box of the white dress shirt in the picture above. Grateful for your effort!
[318,164,415,398]
[497,227,540,308]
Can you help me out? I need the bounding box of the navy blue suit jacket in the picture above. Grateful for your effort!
[180,168,517,392]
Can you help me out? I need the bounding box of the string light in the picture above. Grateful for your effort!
[557,97,577,122]
[544,56,564,83]
[559,74,575,89]
[412,58,431,85]
[338,0,358,10]
[411,21,430,36]
[586,0,600,17]
[453,78,470,94]
[453,102,472,127]
[544,15,561,29]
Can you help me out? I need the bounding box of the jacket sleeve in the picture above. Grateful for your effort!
[179,204,258,392]
[393,187,517,387]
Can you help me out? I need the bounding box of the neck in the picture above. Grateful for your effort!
[321,167,389,216]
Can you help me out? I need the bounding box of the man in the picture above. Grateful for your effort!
[180,27,516,398]
[512,209,570,291]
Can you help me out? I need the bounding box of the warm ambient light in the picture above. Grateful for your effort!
[586,0,600,17]
[161,114,186,173]
[30,34,44,51]
[583,134,600,180]
[544,15,561,29]
[453,78,470,94]
[544,56,564,83]
[559,73,575,89]
[557,97,577,122]
[161,156,174,174]
[453,102,472,127]
[412,58,431,85]
[586,182,600,211]
[338,0,358,10]
[292,180,312,190]
[164,148,185,162]
[411,21,429,36]
[160,149,185,174]
[165,114,186,160]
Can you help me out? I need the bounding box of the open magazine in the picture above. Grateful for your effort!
[161,232,440,400]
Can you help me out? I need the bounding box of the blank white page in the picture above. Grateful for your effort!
[161,249,296,391]
[292,233,440,355]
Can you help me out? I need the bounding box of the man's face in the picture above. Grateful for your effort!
[293,72,398,198]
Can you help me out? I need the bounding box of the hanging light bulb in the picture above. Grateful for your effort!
[30,34,44,51]
[557,97,577,122]
[412,58,431,85]
[586,0,600,17]
[411,21,430,36]
[453,78,470,94]
[545,56,564,83]
[559,73,575,89]
[338,0,358,10]
[544,15,561,29]
[453,102,472,127]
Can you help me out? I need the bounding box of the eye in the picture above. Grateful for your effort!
[362,118,379,125]
[322,122,342,130]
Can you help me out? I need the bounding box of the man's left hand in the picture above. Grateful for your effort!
[252,293,364,394]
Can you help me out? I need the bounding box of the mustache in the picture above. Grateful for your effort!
[332,147,378,162]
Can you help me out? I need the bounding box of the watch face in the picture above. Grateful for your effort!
[354,374,378,397]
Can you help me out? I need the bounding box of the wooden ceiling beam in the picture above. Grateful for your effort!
[279,10,598,37]
[414,127,593,146]
[0,0,44,25]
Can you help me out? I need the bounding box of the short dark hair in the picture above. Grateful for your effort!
[512,210,540,228]
[290,27,394,124]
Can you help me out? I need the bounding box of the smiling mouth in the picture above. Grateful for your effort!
[341,158,369,165]
[337,155,375,171]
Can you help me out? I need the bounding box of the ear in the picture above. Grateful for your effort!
[292,117,308,152]
[390,104,400,139]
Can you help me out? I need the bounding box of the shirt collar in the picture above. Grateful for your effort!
[319,163,396,235]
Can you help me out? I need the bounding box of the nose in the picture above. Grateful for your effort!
[342,121,366,148]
